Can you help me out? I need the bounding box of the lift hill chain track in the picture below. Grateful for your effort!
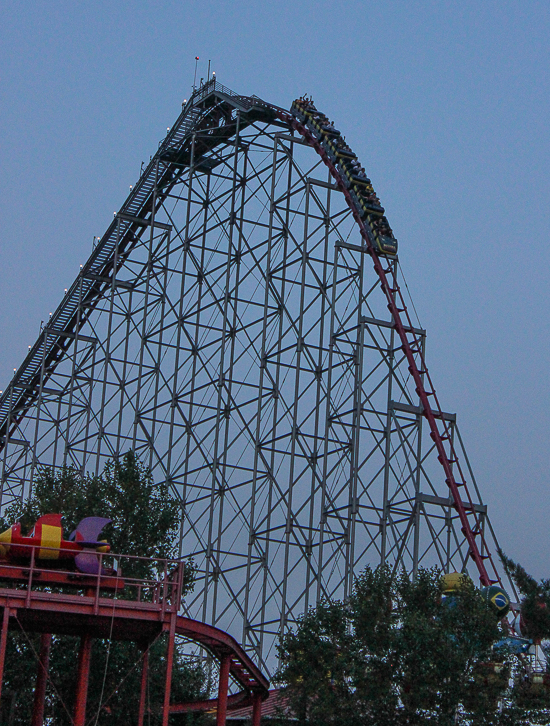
[0,78,500,589]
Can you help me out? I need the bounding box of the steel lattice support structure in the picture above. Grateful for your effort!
[0,80,509,671]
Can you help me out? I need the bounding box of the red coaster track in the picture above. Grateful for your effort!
[277,103,501,588]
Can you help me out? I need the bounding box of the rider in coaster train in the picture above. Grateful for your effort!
[373,217,393,237]
[293,98,397,255]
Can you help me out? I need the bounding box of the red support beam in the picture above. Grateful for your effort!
[73,633,92,726]
[0,606,11,706]
[252,691,262,726]
[137,646,149,726]
[216,654,231,726]
[0,585,269,697]
[162,613,177,726]
[31,632,52,726]
[0,579,269,718]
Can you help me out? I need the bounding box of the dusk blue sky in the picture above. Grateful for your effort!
[1,1,549,577]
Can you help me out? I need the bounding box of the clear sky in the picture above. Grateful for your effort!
[1,1,549,578]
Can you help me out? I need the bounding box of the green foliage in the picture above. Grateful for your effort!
[276,566,508,725]
[0,452,207,725]
[500,550,550,642]
[499,551,550,718]
[3,631,211,725]
[398,568,503,721]
[1,451,189,582]
[276,600,356,725]
[348,565,399,723]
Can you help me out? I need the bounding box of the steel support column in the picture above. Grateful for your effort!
[0,606,10,706]
[162,613,177,726]
[137,645,149,726]
[216,654,231,726]
[74,633,92,726]
[31,632,52,726]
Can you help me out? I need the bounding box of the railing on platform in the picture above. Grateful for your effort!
[0,543,187,613]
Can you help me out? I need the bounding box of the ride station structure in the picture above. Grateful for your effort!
[0,532,268,725]
[0,77,517,687]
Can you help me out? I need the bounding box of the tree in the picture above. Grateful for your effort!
[274,599,357,726]
[0,451,209,725]
[499,551,550,720]
[2,450,188,580]
[500,551,550,643]
[276,566,508,725]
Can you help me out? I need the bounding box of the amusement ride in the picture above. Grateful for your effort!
[0,76,546,719]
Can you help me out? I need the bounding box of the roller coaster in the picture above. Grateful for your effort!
[0,78,512,675]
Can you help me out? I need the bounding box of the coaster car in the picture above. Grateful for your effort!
[335,147,355,160]
[325,137,340,155]
[350,175,372,188]
[342,168,373,190]
[321,125,340,137]
[291,101,397,257]
[359,198,385,216]
[0,514,111,574]
[375,235,398,256]
[370,217,398,255]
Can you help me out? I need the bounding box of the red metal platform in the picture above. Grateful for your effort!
[0,550,268,725]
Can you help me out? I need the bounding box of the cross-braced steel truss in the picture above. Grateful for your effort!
[0,80,508,672]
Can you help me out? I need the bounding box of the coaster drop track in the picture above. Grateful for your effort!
[0,78,501,591]
[282,99,500,588]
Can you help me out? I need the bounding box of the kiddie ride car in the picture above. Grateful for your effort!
[0,514,111,575]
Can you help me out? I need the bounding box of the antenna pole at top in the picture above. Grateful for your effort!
[207,59,211,79]
[193,56,199,91]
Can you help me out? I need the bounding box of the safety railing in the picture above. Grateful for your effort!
[0,543,189,616]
